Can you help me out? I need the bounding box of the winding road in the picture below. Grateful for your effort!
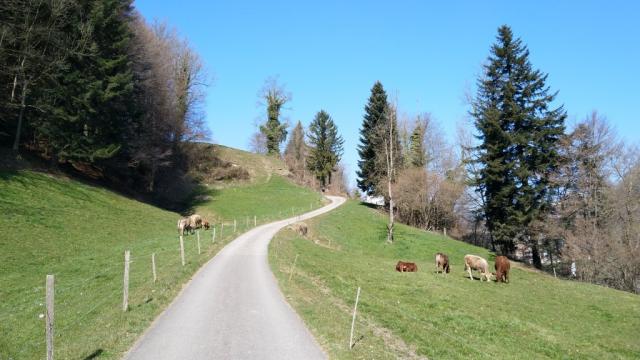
[124,196,346,360]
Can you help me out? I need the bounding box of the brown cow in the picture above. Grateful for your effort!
[404,262,418,272]
[494,255,511,283]
[435,253,450,274]
[395,261,418,272]
[463,254,492,282]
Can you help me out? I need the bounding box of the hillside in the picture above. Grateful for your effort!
[0,147,323,359]
[269,200,640,359]
[213,145,290,184]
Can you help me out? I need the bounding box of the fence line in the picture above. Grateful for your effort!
[8,206,326,358]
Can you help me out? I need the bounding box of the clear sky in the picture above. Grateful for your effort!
[135,0,639,188]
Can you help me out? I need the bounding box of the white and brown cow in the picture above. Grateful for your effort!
[463,254,492,282]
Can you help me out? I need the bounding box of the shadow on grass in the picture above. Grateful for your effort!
[351,335,365,349]
[173,183,220,216]
[82,349,103,359]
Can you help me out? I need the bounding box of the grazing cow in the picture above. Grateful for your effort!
[188,214,203,231]
[289,222,308,236]
[203,221,210,230]
[395,261,418,272]
[494,255,511,283]
[435,253,450,274]
[463,255,492,282]
[177,218,191,236]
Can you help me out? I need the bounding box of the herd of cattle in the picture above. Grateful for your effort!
[177,214,211,235]
[177,215,511,283]
[396,253,511,283]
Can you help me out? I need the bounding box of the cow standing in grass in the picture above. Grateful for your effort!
[494,255,511,283]
[188,214,203,232]
[435,253,450,274]
[464,255,492,282]
[177,218,191,236]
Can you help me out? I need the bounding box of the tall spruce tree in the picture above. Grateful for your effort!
[357,81,389,195]
[307,110,344,188]
[470,25,566,265]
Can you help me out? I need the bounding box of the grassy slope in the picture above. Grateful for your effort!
[0,148,323,359]
[270,200,640,359]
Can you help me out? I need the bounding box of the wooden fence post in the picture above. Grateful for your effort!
[254,215,257,227]
[46,274,54,360]
[197,231,201,255]
[553,267,557,278]
[246,216,249,228]
[349,286,361,349]
[151,253,157,283]
[221,223,224,238]
[179,236,185,266]
[234,219,237,233]
[444,227,447,238]
[288,254,299,283]
[123,250,130,312]
[212,226,216,243]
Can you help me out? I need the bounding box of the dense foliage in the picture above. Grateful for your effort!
[0,0,209,207]
[306,110,344,188]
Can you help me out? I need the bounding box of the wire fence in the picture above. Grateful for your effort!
[1,204,318,359]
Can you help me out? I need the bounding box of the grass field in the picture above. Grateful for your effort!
[0,149,322,359]
[270,200,640,359]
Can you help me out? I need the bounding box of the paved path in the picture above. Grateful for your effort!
[124,196,346,360]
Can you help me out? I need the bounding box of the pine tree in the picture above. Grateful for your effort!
[409,124,426,167]
[307,110,344,188]
[39,0,136,163]
[470,25,566,264]
[357,81,389,195]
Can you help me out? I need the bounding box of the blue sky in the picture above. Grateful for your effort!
[135,0,640,187]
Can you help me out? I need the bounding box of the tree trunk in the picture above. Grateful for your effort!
[12,79,29,151]
[387,178,394,243]
[386,110,395,244]
[531,242,542,269]
[148,164,156,193]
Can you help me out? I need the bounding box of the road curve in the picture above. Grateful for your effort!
[124,195,346,360]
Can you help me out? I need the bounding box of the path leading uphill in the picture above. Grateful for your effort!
[124,196,346,360]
